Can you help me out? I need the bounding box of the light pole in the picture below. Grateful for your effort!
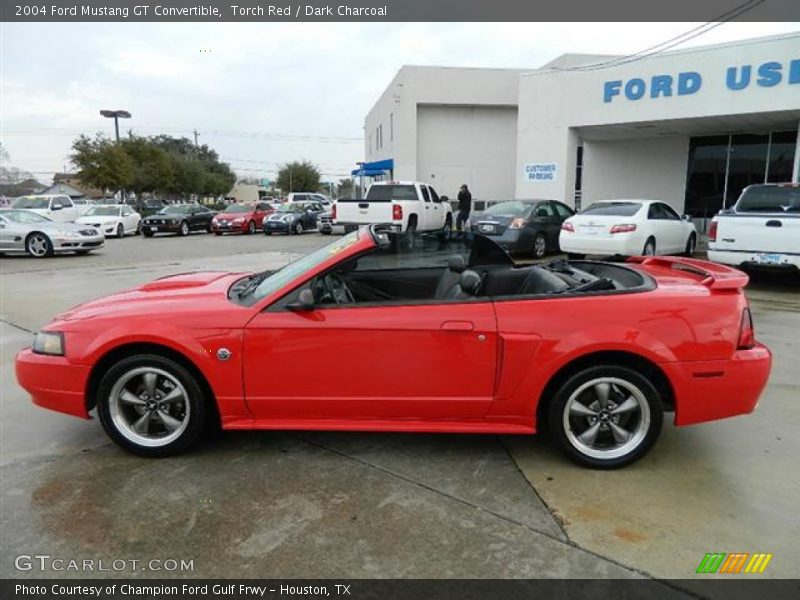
[100,109,131,142]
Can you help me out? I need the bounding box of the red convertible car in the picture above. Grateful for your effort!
[16,226,771,468]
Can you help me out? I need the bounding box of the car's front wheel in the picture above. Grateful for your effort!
[547,365,663,469]
[293,221,303,235]
[179,221,190,236]
[96,354,208,457]
[248,220,256,235]
[25,232,53,258]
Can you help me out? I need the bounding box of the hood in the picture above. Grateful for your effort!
[77,215,118,224]
[269,212,296,221]
[215,211,251,220]
[53,271,249,324]
[35,221,98,234]
[143,213,180,221]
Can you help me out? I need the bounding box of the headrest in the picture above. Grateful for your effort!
[459,270,482,295]
[448,255,466,273]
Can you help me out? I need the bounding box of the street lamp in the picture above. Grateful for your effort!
[99,109,131,142]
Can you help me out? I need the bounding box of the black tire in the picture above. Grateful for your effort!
[143,230,154,238]
[547,364,663,469]
[178,221,190,236]
[403,220,417,251]
[25,232,53,258]
[116,223,124,237]
[248,220,256,235]
[75,250,91,256]
[684,233,696,257]
[96,354,208,457]
[320,229,332,235]
[532,232,547,259]
[643,237,656,256]
[214,231,222,236]
[293,221,303,235]
[439,217,452,243]
[264,230,272,236]
[344,225,358,234]
[567,253,585,260]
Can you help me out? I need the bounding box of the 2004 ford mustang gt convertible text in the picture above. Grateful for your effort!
[16,226,771,468]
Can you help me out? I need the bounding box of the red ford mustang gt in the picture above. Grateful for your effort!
[16,226,771,468]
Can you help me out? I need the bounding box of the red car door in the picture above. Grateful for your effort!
[242,301,498,423]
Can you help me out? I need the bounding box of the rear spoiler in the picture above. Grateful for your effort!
[626,256,749,290]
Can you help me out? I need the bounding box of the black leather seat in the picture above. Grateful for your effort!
[442,270,482,300]
[434,255,467,299]
[516,268,570,295]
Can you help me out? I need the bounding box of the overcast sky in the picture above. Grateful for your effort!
[1,21,798,184]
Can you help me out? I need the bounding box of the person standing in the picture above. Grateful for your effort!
[456,184,472,234]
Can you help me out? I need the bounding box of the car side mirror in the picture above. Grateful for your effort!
[288,289,316,311]
[682,214,692,221]
[440,195,449,203]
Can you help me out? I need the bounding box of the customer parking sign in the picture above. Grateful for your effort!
[524,163,558,182]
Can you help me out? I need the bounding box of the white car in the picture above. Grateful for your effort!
[708,183,800,271]
[12,195,80,223]
[76,204,141,237]
[559,199,696,258]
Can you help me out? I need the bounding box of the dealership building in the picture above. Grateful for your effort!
[361,33,799,217]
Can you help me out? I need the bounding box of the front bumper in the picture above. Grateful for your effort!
[142,221,180,234]
[15,347,92,419]
[708,248,800,270]
[212,220,247,233]
[665,343,772,426]
[52,235,105,253]
[264,220,292,233]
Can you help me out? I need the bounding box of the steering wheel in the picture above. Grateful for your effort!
[320,273,355,304]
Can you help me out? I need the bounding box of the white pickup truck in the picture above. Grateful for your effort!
[708,183,800,271]
[333,181,453,248]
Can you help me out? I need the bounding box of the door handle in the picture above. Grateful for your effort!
[766,220,782,227]
[440,320,474,331]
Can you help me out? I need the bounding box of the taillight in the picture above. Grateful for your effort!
[392,204,403,220]
[331,204,337,220]
[708,221,718,242]
[610,223,637,234]
[561,222,574,233]
[509,218,528,230]
[737,308,755,350]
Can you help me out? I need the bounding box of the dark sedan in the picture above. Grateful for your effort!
[264,201,325,235]
[141,204,216,237]
[469,200,574,258]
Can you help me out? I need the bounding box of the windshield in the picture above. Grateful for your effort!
[278,204,304,213]
[580,202,642,217]
[86,206,121,216]
[0,209,51,224]
[736,185,800,213]
[13,197,49,209]
[482,201,532,218]
[366,185,417,202]
[159,205,191,215]
[223,204,252,213]
[251,231,361,300]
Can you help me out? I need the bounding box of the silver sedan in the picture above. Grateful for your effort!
[0,209,105,258]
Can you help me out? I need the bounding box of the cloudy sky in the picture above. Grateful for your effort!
[1,21,798,184]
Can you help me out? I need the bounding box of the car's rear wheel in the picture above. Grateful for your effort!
[179,221,190,236]
[25,232,53,258]
[684,233,696,257]
[547,365,663,469]
[116,223,124,237]
[96,354,208,457]
[248,220,256,235]
[403,221,417,251]
[643,237,656,256]
[532,233,547,259]
[439,217,452,243]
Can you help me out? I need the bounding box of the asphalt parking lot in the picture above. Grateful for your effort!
[1,231,799,585]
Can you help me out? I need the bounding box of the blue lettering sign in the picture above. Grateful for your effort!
[624,78,646,100]
[650,75,673,98]
[757,61,782,87]
[726,65,751,90]
[603,80,622,103]
[790,59,800,84]
[677,72,702,95]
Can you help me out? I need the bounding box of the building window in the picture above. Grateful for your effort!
[379,124,383,150]
[573,144,584,210]
[390,113,394,141]
[685,130,796,218]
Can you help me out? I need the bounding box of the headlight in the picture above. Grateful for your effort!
[508,218,528,230]
[32,331,65,356]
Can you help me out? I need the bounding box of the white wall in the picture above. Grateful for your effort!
[516,33,800,204]
[416,105,518,201]
[582,137,689,211]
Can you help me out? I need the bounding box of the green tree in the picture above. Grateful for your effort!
[337,178,354,198]
[277,160,320,194]
[71,135,134,192]
[120,137,173,196]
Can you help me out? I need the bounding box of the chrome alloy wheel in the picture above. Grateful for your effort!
[533,234,547,258]
[563,377,650,460]
[27,233,50,257]
[108,367,190,448]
